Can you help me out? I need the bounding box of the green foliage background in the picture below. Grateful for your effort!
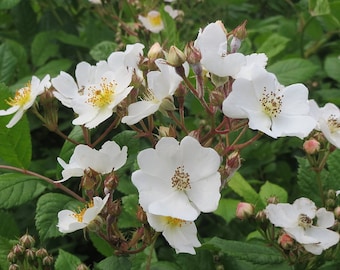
[1,0,340,269]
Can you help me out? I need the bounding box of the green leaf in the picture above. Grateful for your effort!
[0,236,12,270]
[257,33,290,59]
[31,31,59,67]
[0,211,20,239]
[0,173,47,209]
[89,232,114,257]
[56,31,89,48]
[204,237,285,265]
[309,0,330,16]
[55,249,82,270]
[0,84,32,168]
[94,255,132,270]
[118,194,141,229]
[214,198,239,223]
[35,59,73,77]
[35,193,83,241]
[0,43,17,84]
[325,149,340,190]
[227,173,264,209]
[175,249,215,270]
[0,0,21,9]
[259,181,288,205]
[90,41,117,61]
[150,261,181,270]
[324,56,340,83]
[267,58,318,85]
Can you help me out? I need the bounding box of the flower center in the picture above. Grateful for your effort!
[72,200,94,222]
[87,78,116,107]
[171,166,191,191]
[259,87,283,118]
[164,216,188,228]
[7,82,32,107]
[298,213,313,229]
[147,11,162,27]
[327,114,340,133]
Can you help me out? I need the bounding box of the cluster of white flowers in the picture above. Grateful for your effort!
[1,19,340,256]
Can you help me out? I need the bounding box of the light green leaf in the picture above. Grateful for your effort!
[309,0,330,16]
[0,43,17,84]
[214,198,239,223]
[0,173,47,209]
[118,194,141,229]
[94,255,132,270]
[31,31,59,67]
[257,33,290,59]
[90,41,117,61]
[55,249,82,270]
[227,173,263,209]
[35,193,83,241]
[204,237,285,265]
[267,58,318,85]
[324,56,340,83]
[259,181,288,205]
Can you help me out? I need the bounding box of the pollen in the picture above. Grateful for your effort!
[327,114,340,133]
[164,216,188,227]
[6,82,32,107]
[259,87,283,118]
[72,200,94,222]
[298,213,313,229]
[171,166,191,191]
[87,78,116,107]
[147,11,162,27]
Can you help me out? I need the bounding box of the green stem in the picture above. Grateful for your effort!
[146,232,160,270]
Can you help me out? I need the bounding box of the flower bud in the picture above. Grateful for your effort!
[7,251,16,263]
[104,172,119,193]
[148,42,163,61]
[210,73,228,88]
[325,198,336,209]
[267,196,279,205]
[42,255,54,266]
[19,233,35,248]
[136,205,148,224]
[25,248,36,262]
[225,151,241,181]
[35,248,48,258]
[230,37,241,53]
[159,97,176,115]
[303,138,320,154]
[12,244,25,256]
[232,20,247,40]
[81,168,100,190]
[9,264,19,270]
[184,41,201,65]
[77,263,90,270]
[40,87,59,132]
[334,206,340,220]
[87,215,105,232]
[255,210,267,223]
[166,45,186,67]
[327,189,336,200]
[236,202,254,220]
[278,233,294,250]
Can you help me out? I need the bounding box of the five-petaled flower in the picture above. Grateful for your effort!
[222,66,316,139]
[57,141,127,182]
[57,194,110,233]
[138,10,164,33]
[265,197,339,255]
[132,136,221,221]
[0,75,51,128]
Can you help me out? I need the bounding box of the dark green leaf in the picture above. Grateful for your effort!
[89,232,114,257]
[150,261,181,270]
[90,41,117,61]
[55,249,82,270]
[325,149,340,190]
[35,193,83,241]
[0,0,21,9]
[257,33,290,59]
[31,31,59,67]
[0,173,47,209]
[0,236,12,270]
[175,249,215,270]
[0,43,17,84]
[0,211,20,239]
[118,194,141,229]
[324,56,340,83]
[94,255,132,270]
[35,59,73,77]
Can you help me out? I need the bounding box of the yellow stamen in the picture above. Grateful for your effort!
[72,200,94,222]
[148,12,162,27]
[164,216,188,227]
[328,114,340,133]
[171,166,191,191]
[259,87,283,118]
[87,78,116,107]
[7,82,32,107]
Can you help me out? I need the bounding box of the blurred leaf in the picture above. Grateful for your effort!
[55,249,82,270]
[175,249,215,270]
[89,232,114,257]
[227,173,263,209]
[325,149,340,190]
[324,55,340,83]
[0,236,12,270]
[36,193,82,241]
[314,89,340,105]
[309,0,330,16]
[94,255,132,270]
[118,194,141,228]
[0,211,20,239]
[214,198,239,223]
[90,41,117,61]
[31,31,59,67]
[259,181,288,205]
[35,59,73,78]
[131,246,158,270]
[204,237,285,264]
[56,31,89,48]
[150,261,181,270]
[257,33,290,59]
[0,173,47,209]
[267,58,318,85]
[0,43,17,84]
[0,0,21,9]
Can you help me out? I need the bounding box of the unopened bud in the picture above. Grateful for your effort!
[159,97,176,115]
[303,138,320,154]
[325,198,336,209]
[334,206,340,220]
[81,168,100,190]
[184,41,201,65]
[19,233,35,248]
[278,233,294,250]
[9,264,19,270]
[136,206,148,224]
[232,20,247,40]
[42,255,54,266]
[255,210,267,223]
[230,37,241,53]
[77,263,90,270]
[225,152,241,180]
[104,173,119,193]
[12,244,24,256]
[40,87,59,131]
[148,42,163,61]
[7,251,16,263]
[35,248,48,258]
[25,248,36,262]
[327,189,336,200]
[166,45,186,67]
[236,202,254,220]
[267,196,279,205]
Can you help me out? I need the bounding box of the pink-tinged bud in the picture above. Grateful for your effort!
[278,233,294,250]
[236,202,254,220]
[25,248,36,262]
[35,248,48,258]
[232,20,247,40]
[303,138,320,154]
[19,233,35,248]
[7,251,16,263]
[166,45,186,67]
[12,244,24,256]
[9,264,19,270]
[184,41,201,65]
[42,255,54,266]
[225,151,241,180]
[334,206,340,220]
